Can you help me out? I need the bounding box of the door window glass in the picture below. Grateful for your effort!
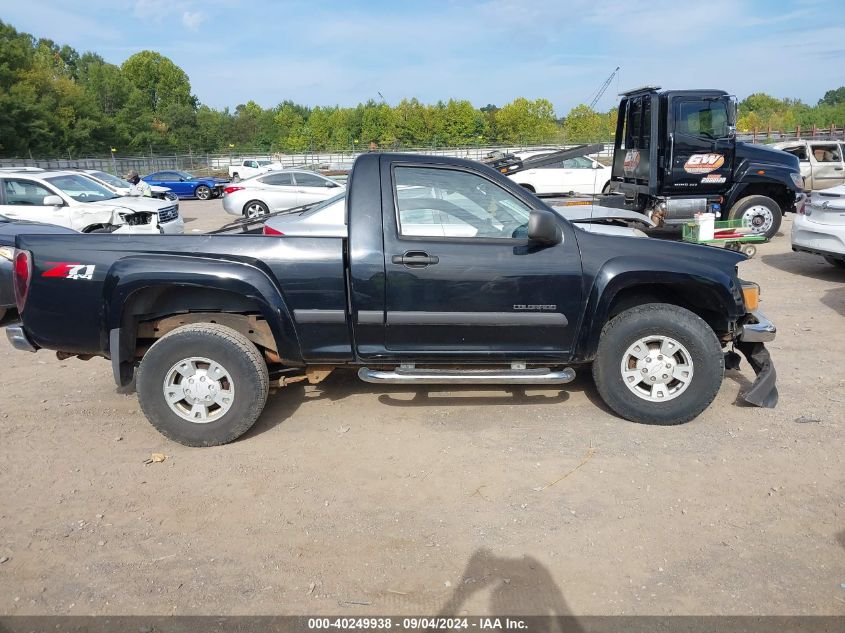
[394,166,531,240]
[293,172,329,187]
[676,100,729,139]
[260,173,294,186]
[3,179,54,205]
[811,144,841,162]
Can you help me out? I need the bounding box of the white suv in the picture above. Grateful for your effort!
[0,170,184,234]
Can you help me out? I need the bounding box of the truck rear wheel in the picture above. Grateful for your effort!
[592,303,724,425]
[136,323,269,446]
[728,195,782,239]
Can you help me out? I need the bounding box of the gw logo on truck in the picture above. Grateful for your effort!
[43,262,96,281]
[683,153,725,174]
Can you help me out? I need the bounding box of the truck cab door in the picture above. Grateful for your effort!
[807,142,844,191]
[378,159,583,359]
[664,96,734,194]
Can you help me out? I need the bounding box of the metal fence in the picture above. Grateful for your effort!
[0,143,617,177]
[8,127,845,176]
[737,125,845,143]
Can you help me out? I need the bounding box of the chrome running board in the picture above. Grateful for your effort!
[358,366,576,385]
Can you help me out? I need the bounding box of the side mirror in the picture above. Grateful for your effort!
[43,195,64,207]
[326,181,338,188]
[179,178,186,182]
[592,162,602,169]
[527,209,562,245]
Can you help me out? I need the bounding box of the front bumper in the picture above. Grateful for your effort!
[6,323,37,353]
[739,310,776,343]
[730,310,778,408]
[160,215,185,235]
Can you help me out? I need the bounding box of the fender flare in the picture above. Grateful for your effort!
[103,254,303,385]
[573,256,742,361]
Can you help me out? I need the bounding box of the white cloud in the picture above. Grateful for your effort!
[181,10,207,30]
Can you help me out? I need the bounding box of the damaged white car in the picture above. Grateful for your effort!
[0,170,184,235]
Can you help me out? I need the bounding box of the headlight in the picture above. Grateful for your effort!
[0,246,14,262]
[790,172,804,189]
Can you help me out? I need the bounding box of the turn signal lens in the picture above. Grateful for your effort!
[741,284,760,311]
[223,186,244,195]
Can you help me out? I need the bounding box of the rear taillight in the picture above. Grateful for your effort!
[223,186,244,195]
[263,225,284,236]
[13,249,32,313]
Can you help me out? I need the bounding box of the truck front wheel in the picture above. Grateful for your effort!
[136,323,270,446]
[592,303,724,425]
[727,195,782,239]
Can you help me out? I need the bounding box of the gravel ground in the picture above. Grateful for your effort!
[0,205,843,616]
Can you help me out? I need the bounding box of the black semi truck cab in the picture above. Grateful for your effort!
[609,87,804,239]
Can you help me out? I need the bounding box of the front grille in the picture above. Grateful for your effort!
[157,205,179,223]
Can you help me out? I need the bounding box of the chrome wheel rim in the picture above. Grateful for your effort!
[620,335,694,402]
[246,203,267,218]
[163,356,235,423]
[741,205,774,234]
[196,187,210,200]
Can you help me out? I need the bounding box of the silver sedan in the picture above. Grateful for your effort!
[222,169,345,218]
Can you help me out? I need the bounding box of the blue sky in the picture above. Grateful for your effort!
[2,0,843,114]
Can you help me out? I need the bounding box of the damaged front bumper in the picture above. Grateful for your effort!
[727,310,778,408]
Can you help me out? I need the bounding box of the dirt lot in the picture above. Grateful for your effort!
[0,202,843,616]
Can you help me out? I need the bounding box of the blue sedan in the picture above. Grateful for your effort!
[143,171,229,200]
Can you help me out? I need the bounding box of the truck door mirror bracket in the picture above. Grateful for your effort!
[527,209,562,245]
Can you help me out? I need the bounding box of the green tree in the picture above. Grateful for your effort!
[495,98,557,144]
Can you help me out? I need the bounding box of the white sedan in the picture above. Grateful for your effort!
[222,169,345,218]
[508,150,611,195]
[792,185,845,267]
[0,171,184,234]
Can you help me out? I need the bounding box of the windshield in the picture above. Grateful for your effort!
[257,161,272,166]
[91,171,129,188]
[46,174,119,202]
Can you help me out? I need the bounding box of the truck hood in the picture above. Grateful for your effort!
[576,225,746,274]
[736,142,800,171]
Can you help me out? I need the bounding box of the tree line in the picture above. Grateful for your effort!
[1,19,844,158]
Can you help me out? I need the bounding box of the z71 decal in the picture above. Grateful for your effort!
[43,262,96,280]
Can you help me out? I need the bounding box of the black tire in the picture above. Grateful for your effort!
[601,180,612,194]
[243,200,269,218]
[519,183,536,193]
[136,323,269,446]
[592,303,724,426]
[824,256,845,268]
[195,185,212,200]
[727,195,782,240]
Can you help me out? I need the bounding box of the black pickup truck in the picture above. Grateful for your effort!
[6,153,778,446]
